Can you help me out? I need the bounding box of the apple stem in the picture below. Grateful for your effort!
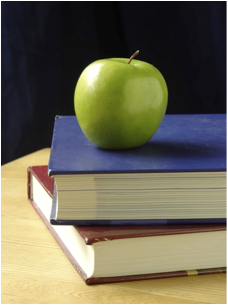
[127,50,139,64]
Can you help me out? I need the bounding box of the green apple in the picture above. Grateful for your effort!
[74,51,168,150]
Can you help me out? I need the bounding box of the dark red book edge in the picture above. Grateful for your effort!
[27,166,226,285]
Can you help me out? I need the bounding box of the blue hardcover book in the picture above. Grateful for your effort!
[48,114,226,225]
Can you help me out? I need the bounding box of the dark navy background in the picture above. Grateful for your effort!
[1,2,226,165]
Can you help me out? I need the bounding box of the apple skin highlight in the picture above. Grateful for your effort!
[74,55,168,150]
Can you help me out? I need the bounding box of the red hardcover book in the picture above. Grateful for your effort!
[27,166,226,285]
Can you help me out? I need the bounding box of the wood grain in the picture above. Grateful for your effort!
[1,148,226,304]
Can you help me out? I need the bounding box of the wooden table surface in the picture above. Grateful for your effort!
[1,148,226,304]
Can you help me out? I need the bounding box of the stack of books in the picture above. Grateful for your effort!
[27,114,226,284]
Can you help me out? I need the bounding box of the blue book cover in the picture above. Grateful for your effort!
[48,114,226,175]
[48,114,226,226]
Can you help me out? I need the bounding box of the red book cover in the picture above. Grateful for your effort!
[27,165,226,285]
